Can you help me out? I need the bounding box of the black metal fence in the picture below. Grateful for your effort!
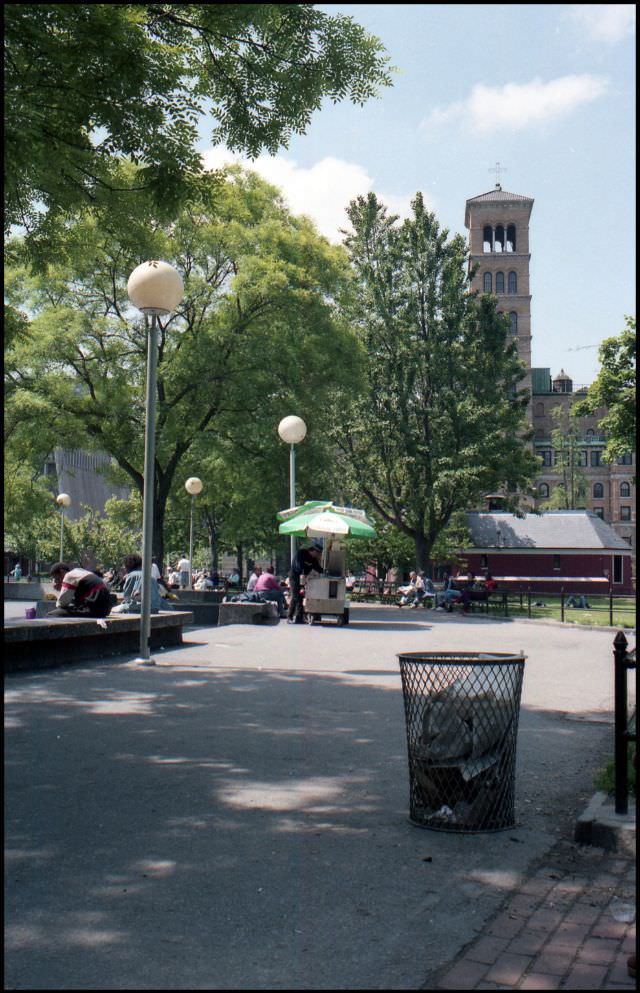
[613,631,636,815]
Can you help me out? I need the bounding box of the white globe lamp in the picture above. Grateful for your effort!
[127,260,184,316]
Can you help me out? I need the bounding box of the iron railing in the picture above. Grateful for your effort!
[613,631,636,815]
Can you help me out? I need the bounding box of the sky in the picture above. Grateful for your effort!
[199,4,635,388]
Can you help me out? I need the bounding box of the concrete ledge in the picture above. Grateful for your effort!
[218,601,280,626]
[4,611,194,673]
[4,581,54,600]
[574,791,636,855]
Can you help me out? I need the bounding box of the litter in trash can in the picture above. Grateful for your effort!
[398,652,526,833]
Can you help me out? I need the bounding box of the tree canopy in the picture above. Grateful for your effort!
[5,167,362,566]
[572,316,636,465]
[5,4,392,247]
[331,192,539,571]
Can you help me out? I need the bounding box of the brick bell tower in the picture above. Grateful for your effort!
[464,179,534,400]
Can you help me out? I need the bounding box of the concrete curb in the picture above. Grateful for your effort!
[575,791,636,855]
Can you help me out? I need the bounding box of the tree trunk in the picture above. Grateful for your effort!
[414,533,431,573]
[236,544,243,584]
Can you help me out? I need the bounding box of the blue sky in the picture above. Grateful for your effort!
[201,4,635,387]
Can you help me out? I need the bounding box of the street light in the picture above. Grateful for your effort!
[128,260,184,664]
[56,493,71,562]
[278,415,307,566]
[185,477,203,590]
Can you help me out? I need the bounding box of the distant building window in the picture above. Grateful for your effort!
[620,506,631,521]
[617,453,633,465]
[586,428,595,436]
[590,450,602,467]
[541,450,553,467]
[553,555,561,570]
[495,271,504,293]
[620,482,631,497]
[613,555,623,584]
[506,224,516,252]
[593,507,604,519]
[538,483,549,498]
[534,402,544,416]
[483,226,493,252]
[593,483,604,498]
[508,270,517,293]
[483,272,492,293]
[495,224,504,252]
[509,311,518,335]
[481,555,488,569]
[578,450,588,466]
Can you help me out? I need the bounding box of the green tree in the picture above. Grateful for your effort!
[540,406,588,510]
[332,192,538,572]
[5,4,391,248]
[573,316,636,465]
[5,168,361,566]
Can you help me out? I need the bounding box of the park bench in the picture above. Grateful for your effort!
[4,611,194,673]
[217,599,280,626]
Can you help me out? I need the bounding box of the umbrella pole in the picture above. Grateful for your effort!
[290,443,296,568]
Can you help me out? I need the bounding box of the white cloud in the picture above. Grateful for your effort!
[422,74,609,135]
[568,4,636,44]
[200,147,418,242]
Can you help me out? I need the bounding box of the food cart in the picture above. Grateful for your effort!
[277,501,376,626]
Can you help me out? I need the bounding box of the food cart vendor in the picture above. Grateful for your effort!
[287,541,323,624]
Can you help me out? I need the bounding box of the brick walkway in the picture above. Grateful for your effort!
[430,842,636,990]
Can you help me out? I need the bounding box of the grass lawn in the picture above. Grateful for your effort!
[502,595,636,629]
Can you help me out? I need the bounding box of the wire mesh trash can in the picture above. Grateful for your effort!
[398,652,526,833]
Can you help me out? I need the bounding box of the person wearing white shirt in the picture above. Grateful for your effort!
[247,566,262,592]
[177,555,191,589]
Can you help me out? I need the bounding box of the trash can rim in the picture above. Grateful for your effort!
[397,651,526,664]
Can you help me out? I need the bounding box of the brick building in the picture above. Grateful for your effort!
[465,185,636,554]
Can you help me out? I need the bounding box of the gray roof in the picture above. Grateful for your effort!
[465,511,631,551]
[466,187,534,203]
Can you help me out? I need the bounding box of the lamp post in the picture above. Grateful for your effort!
[128,260,184,664]
[185,477,203,590]
[277,416,307,566]
[56,493,71,562]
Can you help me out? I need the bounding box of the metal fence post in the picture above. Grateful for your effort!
[561,588,565,623]
[527,586,531,619]
[613,631,629,815]
[609,587,614,627]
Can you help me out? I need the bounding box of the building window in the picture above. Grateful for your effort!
[509,311,518,335]
[483,272,492,293]
[534,402,544,416]
[483,225,493,252]
[593,483,604,498]
[495,271,504,293]
[508,270,517,293]
[617,453,633,465]
[538,482,549,498]
[620,482,631,497]
[494,224,504,252]
[578,450,588,466]
[541,450,553,467]
[620,506,631,521]
[553,555,561,570]
[613,555,623,584]
[593,507,604,519]
[590,450,602,467]
[481,554,488,569]
[506,224,516,252]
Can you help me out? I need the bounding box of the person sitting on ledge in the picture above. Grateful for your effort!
[48,562,113,618]
[111,554,166,614]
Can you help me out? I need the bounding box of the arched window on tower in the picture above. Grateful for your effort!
[593,483,604,499]
[538,483,549,499]
[506,224,516,252]
[495,271,504,293]
[508,271,517,293]
[483,272,492,293]
[494,224,504,252]
[509,311,518,335]
[483,226,493,253]
[620,482,631,497]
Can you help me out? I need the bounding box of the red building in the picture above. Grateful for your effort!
[463,511,634,595]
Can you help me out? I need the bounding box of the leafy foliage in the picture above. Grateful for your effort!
[540,406,588,510]
[573,316,636,465]
[5,4,392,252]
[332,192,538,570]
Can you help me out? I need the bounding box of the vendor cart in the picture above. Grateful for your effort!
[277,501,376,627]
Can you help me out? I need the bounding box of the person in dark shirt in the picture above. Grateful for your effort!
[287,542,323,623]
[48,562,113,617]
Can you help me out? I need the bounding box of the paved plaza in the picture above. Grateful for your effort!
[4,605,635,990]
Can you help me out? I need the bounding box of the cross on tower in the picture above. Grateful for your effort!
[489,162,507,189]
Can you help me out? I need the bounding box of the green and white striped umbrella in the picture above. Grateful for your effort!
[277,501,376,539]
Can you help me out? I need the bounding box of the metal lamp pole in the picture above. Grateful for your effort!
[56,493,71,561]
[278,416,307,567]
[128,261,184,664]
[185,477,203,590]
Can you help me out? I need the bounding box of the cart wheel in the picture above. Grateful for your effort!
[337,609,349,627]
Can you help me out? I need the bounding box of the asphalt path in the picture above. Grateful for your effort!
[4,605,632,990]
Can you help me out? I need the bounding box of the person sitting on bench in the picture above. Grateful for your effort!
[48,562,113,618]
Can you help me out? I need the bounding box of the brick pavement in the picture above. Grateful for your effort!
[429,841,636,991]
